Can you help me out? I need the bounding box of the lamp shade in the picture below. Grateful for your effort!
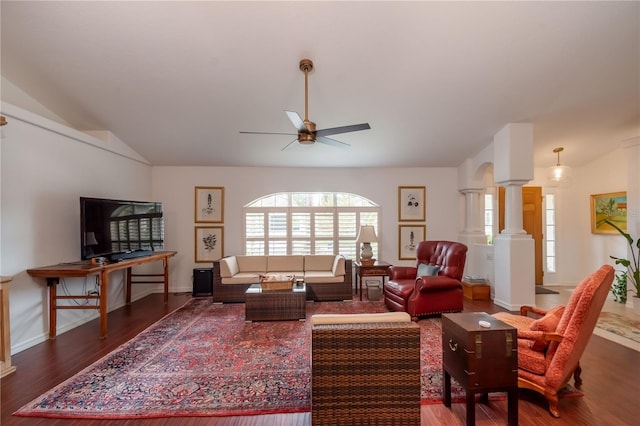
[85,232,98,246]
[356,225,378,243]
[547,147,572,186]
[546,164,572,184]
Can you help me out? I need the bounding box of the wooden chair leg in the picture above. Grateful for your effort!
[546,393,560,418]
[573,362,583,388]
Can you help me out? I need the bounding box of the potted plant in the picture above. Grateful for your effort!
[605,219,640,312]
[611,270,627,303]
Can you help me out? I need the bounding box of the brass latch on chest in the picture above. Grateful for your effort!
[474,332,513,358]
[475,334,482,359]
[506,331,513,357]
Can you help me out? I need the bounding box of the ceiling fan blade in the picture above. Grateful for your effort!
[285,110,309,132]
[316,136,350,148]
[240,131,296,135]
[315,123,370,137]
[281,139,299,151]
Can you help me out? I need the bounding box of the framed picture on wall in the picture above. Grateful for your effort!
[590,191,627,234]
[195,186,224,223]
[195,226,224,262]
[398,224,426,260]
[398,186,426,221]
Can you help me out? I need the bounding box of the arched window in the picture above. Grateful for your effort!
[243,192,380,260]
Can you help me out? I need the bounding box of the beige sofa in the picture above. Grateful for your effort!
[212,255,352,302]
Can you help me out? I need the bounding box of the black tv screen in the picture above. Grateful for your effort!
[80,197,164,260]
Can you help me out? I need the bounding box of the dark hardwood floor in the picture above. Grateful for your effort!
[2,293,639,425]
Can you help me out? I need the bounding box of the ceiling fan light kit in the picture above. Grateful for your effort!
[240,58,371,150]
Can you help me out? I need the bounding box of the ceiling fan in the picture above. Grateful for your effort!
[240,59,371,151]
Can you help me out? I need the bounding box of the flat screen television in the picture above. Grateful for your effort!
[80,197,164,260]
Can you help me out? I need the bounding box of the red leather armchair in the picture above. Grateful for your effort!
[384,241,467,318]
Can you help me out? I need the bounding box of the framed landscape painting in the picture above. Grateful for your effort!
[590,191,627,234]
[195,226,224,262]
[398,186,426,221]
[398,224,425,260]
[195,186,224,223]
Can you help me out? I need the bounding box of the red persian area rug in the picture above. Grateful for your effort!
[14,298,581,419]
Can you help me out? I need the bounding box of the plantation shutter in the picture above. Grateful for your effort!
[243,193,380,258]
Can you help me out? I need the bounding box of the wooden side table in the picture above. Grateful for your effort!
[354,261,391,301]
[1,275,16,378]
[461,281,491,300]
[442,312,518,426]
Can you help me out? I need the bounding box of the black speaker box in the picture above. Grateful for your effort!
[192,268,213,297]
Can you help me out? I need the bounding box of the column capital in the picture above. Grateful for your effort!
[459,187,484,195]
[494,179,530,187]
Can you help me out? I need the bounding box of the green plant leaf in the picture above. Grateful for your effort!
[610,256,630,267]
[605,219,640,297]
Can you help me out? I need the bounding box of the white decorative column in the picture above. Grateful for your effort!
[492,124,535,311]
[502,183,527,235]
[458,159,490,279]
[459,189,488,277]
[462,189,484,234]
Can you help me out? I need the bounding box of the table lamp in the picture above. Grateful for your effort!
[84,232,98,257]
[356,225,378,266]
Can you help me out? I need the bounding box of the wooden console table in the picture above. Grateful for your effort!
[27,251,176,339]
[1,275,16,378]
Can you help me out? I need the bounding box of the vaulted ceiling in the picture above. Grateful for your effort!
[1,1,638,169]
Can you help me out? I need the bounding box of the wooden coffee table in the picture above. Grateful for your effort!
[245,282,307,322]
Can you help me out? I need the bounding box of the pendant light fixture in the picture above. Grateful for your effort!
[547,147,572,186]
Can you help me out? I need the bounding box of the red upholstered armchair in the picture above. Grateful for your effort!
[384,241,467,318]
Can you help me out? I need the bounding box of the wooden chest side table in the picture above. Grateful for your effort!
[461,281,491,300]
[442,312,518,426]
[354,261,391,301]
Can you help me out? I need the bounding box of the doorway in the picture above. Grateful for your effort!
[498,186,543,285]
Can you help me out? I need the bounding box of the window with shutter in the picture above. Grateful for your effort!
[243,193,380,258]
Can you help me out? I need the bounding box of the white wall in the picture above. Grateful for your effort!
[1,103,153,352]
[1,76,71,127]
[573,148,630,283]
[466,142,630,294]
[5,95,629,355]
[152,166,462,292]
[529,147,629,285]
[1,100,462,355]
